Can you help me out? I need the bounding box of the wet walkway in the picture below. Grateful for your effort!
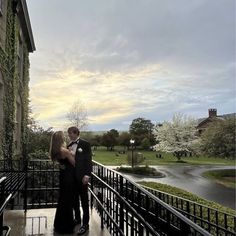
[4,208,110,236]
[117,165,236,209]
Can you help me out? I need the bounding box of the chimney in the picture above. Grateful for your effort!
[208,108,217,118]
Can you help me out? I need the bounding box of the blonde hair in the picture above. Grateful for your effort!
[49,131,65,161]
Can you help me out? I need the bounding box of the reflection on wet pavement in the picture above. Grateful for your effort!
[115,165,235,209]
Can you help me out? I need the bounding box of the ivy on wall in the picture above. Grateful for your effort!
[21,46,30,157]
[0,0,30,159]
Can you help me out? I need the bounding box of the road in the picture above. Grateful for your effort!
[117,165,235,209]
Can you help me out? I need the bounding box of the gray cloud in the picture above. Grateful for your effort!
[27,0,235,130]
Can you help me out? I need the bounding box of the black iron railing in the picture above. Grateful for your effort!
[26,160,59,208]
[92,161,211,236]
[0,159,27,209]
[1,159,234,236]
[141,185,236,236]
[90,172,159,236]
[0,177,12,236]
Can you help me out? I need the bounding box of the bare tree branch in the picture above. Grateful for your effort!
[66,99,89,130]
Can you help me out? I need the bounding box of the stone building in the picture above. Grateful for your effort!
[0,0,35,159]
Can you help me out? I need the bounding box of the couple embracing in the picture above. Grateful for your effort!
[49,126,92,235]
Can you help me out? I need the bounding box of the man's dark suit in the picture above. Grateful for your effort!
[73,138,92,226]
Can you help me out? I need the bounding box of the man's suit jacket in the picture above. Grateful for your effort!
[74,138,92,183]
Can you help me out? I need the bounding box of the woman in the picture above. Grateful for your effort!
[49,131,75,234]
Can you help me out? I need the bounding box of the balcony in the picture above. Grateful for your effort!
[4,208,110,235]
[0,159,235,236]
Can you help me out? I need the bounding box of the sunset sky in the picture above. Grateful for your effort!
[27,0,236,131]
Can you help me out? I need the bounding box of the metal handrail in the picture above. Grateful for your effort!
[142,184,235,217]
[93,160,212,236]
[89,188,125,236]
[1,226,11,236]
[0,177,6,185]
[0,194,12,215]
[140,184,236,235]
[92,172,160,236]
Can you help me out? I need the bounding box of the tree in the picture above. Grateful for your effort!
[27,116,53,158]
[90,135,102,150]
[141,137,150,150]
[81,132,102,150]
[200,118,235,158]
[109,129,119,138]
[129,118,155,146]
[66,99,89,130]
[101,129,119,151]
[118,132,131,150]
[154,113,198,161]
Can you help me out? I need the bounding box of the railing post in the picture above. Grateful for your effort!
[101,166,104,229]
[119,175,124,233]
[90,174,94,209]
[0,178,5,232]
[23,157,28,213]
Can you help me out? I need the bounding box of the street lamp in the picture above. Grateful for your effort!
[130,139,135,168]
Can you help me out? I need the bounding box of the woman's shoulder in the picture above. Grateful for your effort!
[60,147,71,158]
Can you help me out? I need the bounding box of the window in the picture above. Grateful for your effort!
[0,0,3,16]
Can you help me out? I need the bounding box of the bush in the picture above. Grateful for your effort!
[28,150,50,160]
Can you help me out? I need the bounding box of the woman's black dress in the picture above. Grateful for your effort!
[54,158,75,234]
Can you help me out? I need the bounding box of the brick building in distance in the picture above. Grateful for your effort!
[197,108,235,135]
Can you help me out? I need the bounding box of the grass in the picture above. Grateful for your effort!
[116,166,164,177]
[138,181,236,235]
[202,169,236,189]
[92,146,235,166]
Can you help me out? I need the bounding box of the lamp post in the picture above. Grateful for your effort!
[130,139,135,168]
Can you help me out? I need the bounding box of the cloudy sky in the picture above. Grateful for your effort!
[27,0,236,131]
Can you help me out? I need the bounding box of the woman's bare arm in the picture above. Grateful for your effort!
[61,148,75,166]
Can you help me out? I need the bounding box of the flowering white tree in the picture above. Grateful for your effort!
[154,113,199,160]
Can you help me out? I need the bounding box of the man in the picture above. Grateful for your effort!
[67,126,92,235]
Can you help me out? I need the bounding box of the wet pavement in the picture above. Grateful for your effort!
[113,165,236,209]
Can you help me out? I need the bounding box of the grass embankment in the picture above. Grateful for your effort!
[138,181,236,234]
[116,166,164,177]
[92,147,235,166]
[203,169,236,189]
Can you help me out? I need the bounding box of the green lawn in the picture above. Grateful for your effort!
[92,146,235,166]
[203,169,236,189]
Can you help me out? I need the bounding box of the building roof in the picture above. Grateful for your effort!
[17,0,35,52]
[197,112,236,127]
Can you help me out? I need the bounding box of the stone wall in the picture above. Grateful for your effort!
[0,0,8,50]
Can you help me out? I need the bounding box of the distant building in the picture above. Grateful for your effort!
[197,108,235,135]
[0,0,35,159]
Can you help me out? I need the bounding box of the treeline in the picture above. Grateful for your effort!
[27,118,155,158]
[82,117,156,151]
[27,116,235,160]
